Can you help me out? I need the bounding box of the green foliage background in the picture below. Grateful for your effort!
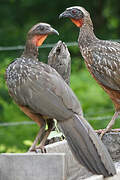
[0,0,120,152]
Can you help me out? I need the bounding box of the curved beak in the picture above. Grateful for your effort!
[50,27,59,36]
[59,11,71,19]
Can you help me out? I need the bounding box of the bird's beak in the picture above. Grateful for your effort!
[50,28,59,36]
[59,10,83,28]
[59,11,70,19]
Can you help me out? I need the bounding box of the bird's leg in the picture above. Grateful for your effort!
[36,120,54,153]
[19,105,48,152]
[99,111,119,138]
[35,130,50,153]
[28,122,46,152]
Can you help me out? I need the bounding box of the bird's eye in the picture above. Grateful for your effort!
[40,26,44,31]
[72,10,77,14]
[56,47,61,54]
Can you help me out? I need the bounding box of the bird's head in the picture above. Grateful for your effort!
[27,23,59,47]
[48,40,70,63]
[59,6,92,28]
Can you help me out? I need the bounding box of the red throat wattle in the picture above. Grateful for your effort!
[32,35,48,47]
[71,18,83,27]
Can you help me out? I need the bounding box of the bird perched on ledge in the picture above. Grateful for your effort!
[6,23,59,152]
[60,6,120,137]
[6,22,116,176]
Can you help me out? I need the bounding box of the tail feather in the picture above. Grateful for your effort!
[59,114,116,177]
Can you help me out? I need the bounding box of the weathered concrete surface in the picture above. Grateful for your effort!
[85,175,103,180]
[101,132,120,161]
[0,153,66,180]
[85,166,120,180]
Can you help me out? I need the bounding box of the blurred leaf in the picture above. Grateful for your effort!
[48,131,63,140]
[23,140,33,146]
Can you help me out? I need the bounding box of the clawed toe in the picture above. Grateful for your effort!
[28,146,46,153]
[95,129,107,139]
[99,129,106,139]
[28,147,38,153]
[95,129,104,134]
[36,145,47,153]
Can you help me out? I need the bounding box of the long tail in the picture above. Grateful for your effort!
[58,114,116,177]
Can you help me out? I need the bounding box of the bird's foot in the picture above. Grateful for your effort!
[36,145,47,153]
[95,128,120,139]
[28,146,38,153]
[99,129,108,139]
[95,129,108,139]
[28,145,46,153]
[95,129,104,134]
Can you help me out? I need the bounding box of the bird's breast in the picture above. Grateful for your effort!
[6,63,28,88]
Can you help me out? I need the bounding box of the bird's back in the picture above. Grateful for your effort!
[80,39,120,109]
[6,56,82,120]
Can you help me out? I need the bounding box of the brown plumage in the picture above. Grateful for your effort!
[60,6,120,137]
[6,23,59,152]
[6,22,116,176]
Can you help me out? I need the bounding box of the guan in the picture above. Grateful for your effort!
[60,6,120,137]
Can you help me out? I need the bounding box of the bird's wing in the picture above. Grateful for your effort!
[85,41,120,91]
[15,61,82,120]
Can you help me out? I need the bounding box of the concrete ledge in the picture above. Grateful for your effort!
[101,132,120,161]
[85,175,103,180]
[1,132,120,180]
[0,153,66,180]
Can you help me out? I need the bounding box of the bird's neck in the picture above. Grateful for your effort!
[22,38,38,59]
[78,19,98,50]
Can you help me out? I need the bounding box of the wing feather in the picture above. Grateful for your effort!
[14,61,83,120]
[85,41,120,91]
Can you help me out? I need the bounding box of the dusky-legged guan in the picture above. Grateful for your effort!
[60,6,120,137]
[6,22,116,176]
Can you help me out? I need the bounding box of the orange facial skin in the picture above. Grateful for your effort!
[71,18,83,27]
[32,35,48,47]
